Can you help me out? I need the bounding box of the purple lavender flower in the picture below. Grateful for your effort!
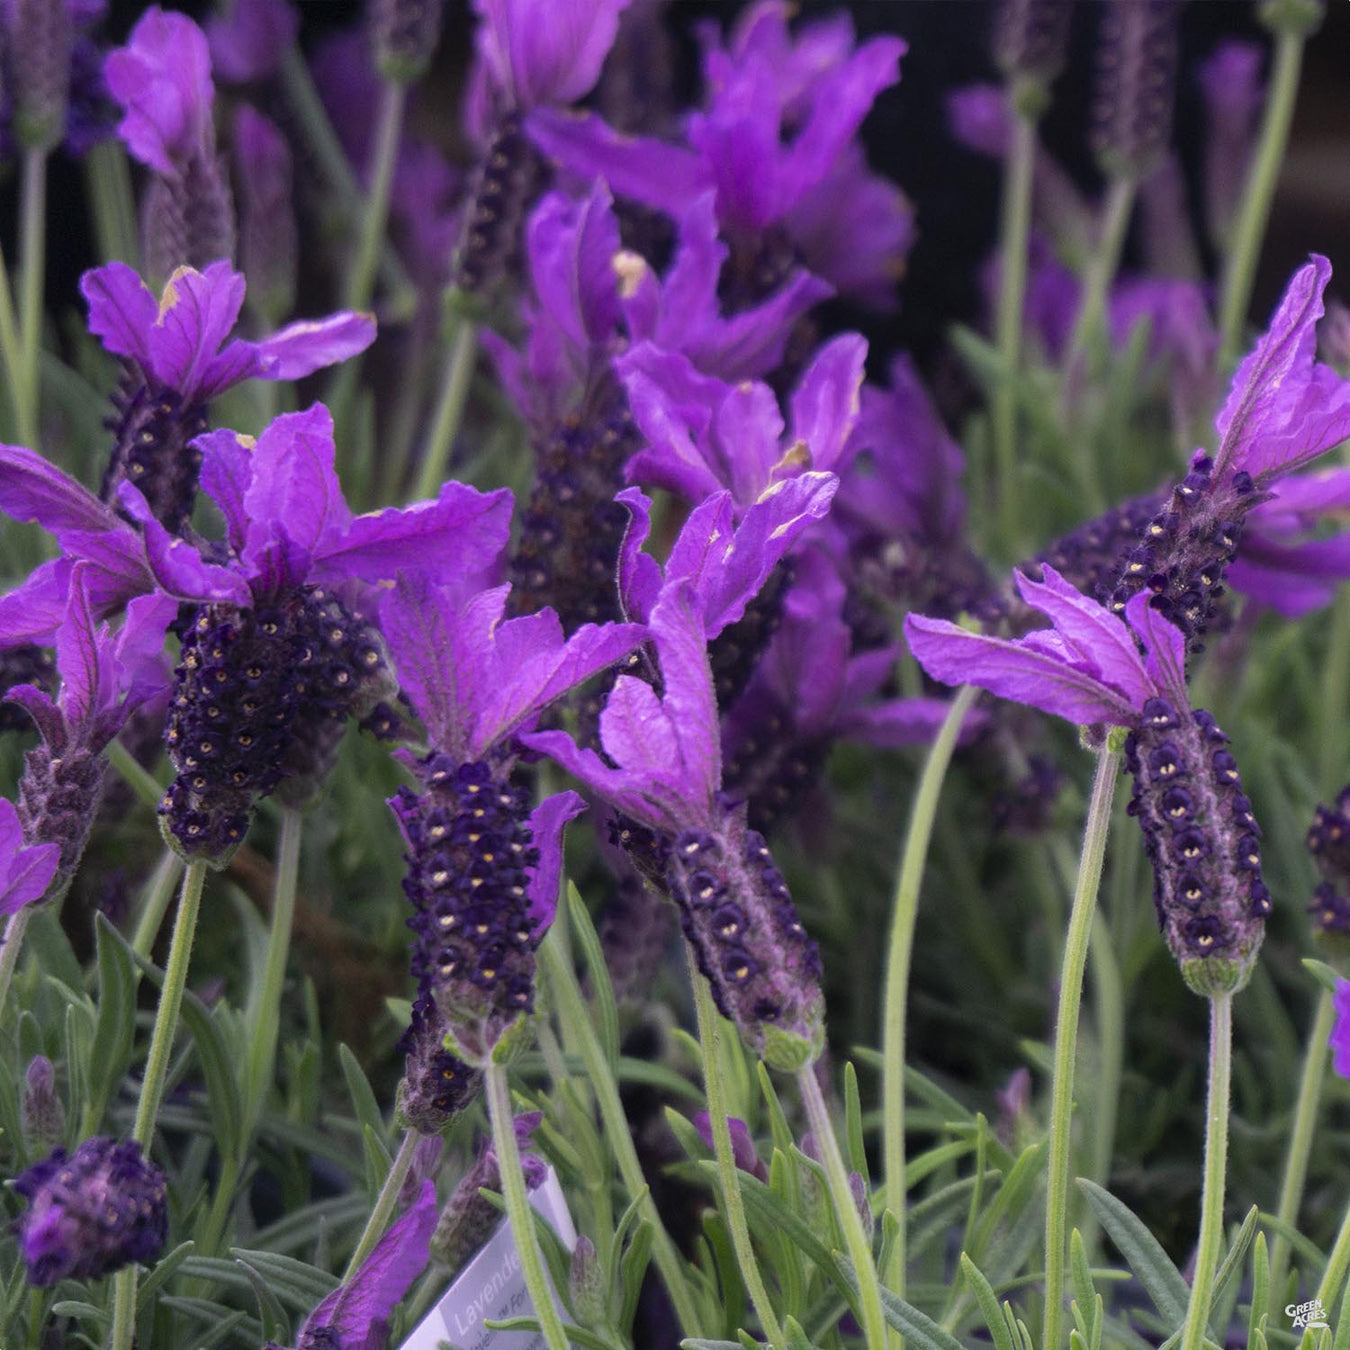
[3,565,174,904]
[206,0,298,84]
[429,1113,547,1273]
[524,585,826,1068]
[1097,256,1350,649]
[0,798,60,918]
[1090,0,1180,180]
[279,1180,438,1350]
[528,2,908,309]
[379,571,643,1061]
[13,1137,168,1286]
[1333,981,1350,1081]
[906,569,1270,995]
[83,259,375,531]
[104,7,233,277]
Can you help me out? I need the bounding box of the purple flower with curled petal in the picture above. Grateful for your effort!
[0,799,60,918]
[280,1180,438,1350]
[906,569,1270,996]
[529,2,908,309]
[618,332,866,513]
[207,0,297,85]
[4,564,175,906]
[82,259,374,531]
[1332,981,1350,1080]
[378,571,643,1061]
[524,584,826,1067]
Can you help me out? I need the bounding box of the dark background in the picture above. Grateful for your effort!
[26,0,1350,373]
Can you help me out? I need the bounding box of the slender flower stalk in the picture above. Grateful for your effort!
[242,808,302,1135]
[1268,991,1338,1304]
[1217,21,1313,368]
[1317,1195,1350,1320]
[106,737,166,813]
[688,947,787,1350]
[993,111,1037,553]
[413,316,479,502]
[83,140,139,268]
[881,684,980,1311]
[538,924,703,1336]
[1043,744,1121,1350]
[0,908,34,1027]
[484,1061,570,1350]
[344,80,407,313]
[19,150,48,449]
[797,1064,887,1350]
[0,246,29,452]
[343,1129,421,1281]
[110,858,207,1350]
[1180,993,1233,1350]
[1063,177,1137,394]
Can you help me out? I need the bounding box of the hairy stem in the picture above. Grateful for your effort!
[1180,994,1233,1350]
[688,948,786,1350]
[343,1128,420,1280]
[18,149,47,450]
[413,316,479,502]
[1043,747,1120,1350]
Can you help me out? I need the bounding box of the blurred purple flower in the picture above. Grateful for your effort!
[14,1137,168,1286]
[206,0,297,84]
[1332,981,1350,1080]
[693,1111,768,1182]
[1199,40,1263,253]
[0,799,60,918]
[289,1180,438,1350]
[233,106,296,324]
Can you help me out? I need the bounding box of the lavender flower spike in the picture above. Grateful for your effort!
[14,1137,168,1286]
[83,259,375,531]
[380,572,644,1063]
[906,569,1269,996]
[525,585,826,1067]
[276,1180,438,1350]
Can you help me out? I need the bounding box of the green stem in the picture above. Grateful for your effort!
[1216,25,1307,369]
[1083,912,1123,1257]
[110,860,207,1350]
[413,317,479,502]
[0,245,29,446]
[485,1062,570,1350]
[18,149,46,448]
[992,104,1038,554]
[797,1065,887,1350]
[0,906,34,1029]
[106,737,168,812]
[1316,1191,1350,1316]
[688,950,787,1350]
[1063,177,1136,383]
[538,926,703,1338]
[83,140,138,267]
[1180,994,1233,1350]
[1270,988,1336,1297]
[343,79,406,313]
[882,684,979,1320]
[343,1129,420,1280]
[1043,746,1121,1350]
[242,808,302,1134]
[131,850,185,961]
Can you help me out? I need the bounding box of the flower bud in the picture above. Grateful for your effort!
[568,1235,607,1328]
[21,1057,65,1159]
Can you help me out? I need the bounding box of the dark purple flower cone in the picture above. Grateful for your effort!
[100,369,209,534]
[1125,697,1269,995]
[396,993,482,1133]
[722,692,830,838]
[1306,787,1350,948]
[1091,0,1181,180]
[14,1138,168,1287]
[161,587,396,863]
[708,558,794,713]
[393,756,542,1061]
[507,388,640,631]
[450,112,547,298]
[663,812,824,1070]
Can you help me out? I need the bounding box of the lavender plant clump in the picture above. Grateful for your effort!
[4,3,1350,1350]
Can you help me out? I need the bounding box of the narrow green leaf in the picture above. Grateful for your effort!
[361,1122,393,1199]
[839,1259,966,1350]
[757,1062,796,1162]
[843,1061,868,1190]
[229,1248,338,1309]
[701,1210,745,1338]
[1077,1179,1189,1326]
[87,915,137,1123]
[339,1043,386,1141]
[737,1332,762,1350]
[567,883,620,1072]
[611,1185,651,1265]
[679,1340,746,1349]
[49,1301,109,1328]
[1333,1275,1350,1350]
[136,1240,196,1310]
[1248,1232,1268,1350]
[959,1253,1014,1350]
[784,1315,817,1350]
[666,1104,712,1165]
[1301,958,1342,994]
[618,1220,654,1338]
[158,1297,256,1348]
[1071,1229,1098,1341]
[1210,1207,1258,1335]
[235,1257,291,1345]
[971,1142,1045,1258]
